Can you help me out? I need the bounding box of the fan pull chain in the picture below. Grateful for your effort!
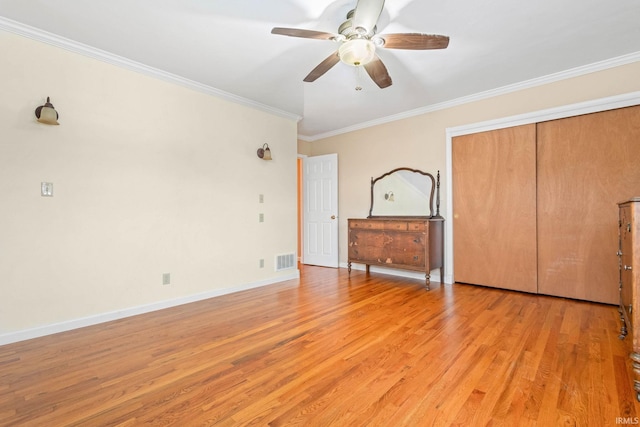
[355,66,363,91]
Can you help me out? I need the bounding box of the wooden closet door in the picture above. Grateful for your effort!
[537,105,640,304]
[452,124,538,293]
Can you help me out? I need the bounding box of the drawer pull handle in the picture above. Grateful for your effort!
[624,265,633,271]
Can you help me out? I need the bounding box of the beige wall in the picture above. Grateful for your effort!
[0,32,299,338]
[297,139,312,156]
[306,62,640,276]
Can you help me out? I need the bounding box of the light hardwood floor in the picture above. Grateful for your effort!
[1,265,639,426]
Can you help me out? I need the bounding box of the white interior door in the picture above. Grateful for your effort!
[303,154,339,267]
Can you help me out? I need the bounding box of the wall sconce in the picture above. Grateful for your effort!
[384,191,394,202]
[257,143,272,160]
[34,97,60,125]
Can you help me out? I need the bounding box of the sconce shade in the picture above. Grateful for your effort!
[35,97,59,125]
[263,146,272,160]
[257,143,272,160]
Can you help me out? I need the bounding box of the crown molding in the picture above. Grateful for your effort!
[0,17,302,123]
[300,51,640,141]
[3,15,636,138]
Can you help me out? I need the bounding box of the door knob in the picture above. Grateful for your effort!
[331,215,336,220]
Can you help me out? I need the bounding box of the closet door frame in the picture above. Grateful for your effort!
[444,91,640,285]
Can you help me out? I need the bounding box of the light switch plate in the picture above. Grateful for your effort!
[41,182,53,197]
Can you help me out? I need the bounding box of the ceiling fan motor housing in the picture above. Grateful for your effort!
[339,9,377,39]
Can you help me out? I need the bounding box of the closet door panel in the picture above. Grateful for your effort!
[452,124,538,293]
[537,105,640,304]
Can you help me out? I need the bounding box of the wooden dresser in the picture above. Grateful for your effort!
[347,217,444,290]
[618,197,640,400]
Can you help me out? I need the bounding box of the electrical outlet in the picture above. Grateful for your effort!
[41,182,53,197]
[259,213,264,222]
[259,259,264,268]
[162,273,170,285]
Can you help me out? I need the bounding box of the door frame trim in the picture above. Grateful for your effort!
[297,155,307,265]
[445,90,640,285]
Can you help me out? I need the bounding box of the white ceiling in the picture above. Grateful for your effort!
[1,0,639,139]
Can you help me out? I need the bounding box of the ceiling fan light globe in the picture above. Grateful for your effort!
[338,39,375,66]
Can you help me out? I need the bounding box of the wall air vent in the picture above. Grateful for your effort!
[275,253,296,271]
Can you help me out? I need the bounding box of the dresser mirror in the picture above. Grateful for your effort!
[368,167,440,218]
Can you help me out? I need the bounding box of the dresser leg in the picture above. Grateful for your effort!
[425,274,430,291]
[348,262,351,273]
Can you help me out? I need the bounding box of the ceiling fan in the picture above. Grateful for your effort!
[271,0,449,89]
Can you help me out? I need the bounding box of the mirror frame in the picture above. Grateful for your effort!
[368,167,441,218]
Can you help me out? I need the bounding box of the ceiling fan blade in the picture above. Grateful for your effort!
[364,55,392,88]
[352,0,385,34]
[271,27,338,40]
[303,52,341,82]
[378,33,450,50]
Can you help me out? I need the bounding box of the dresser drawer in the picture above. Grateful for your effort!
[349,220,410,230]
[349,220,384,230]
[408,222,426,231]
[348,229,425,267]
[383,221,408,231]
